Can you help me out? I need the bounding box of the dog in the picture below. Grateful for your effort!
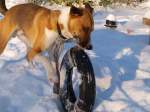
[0,0,94,93]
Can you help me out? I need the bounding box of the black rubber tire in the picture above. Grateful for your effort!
[59,46,96,112]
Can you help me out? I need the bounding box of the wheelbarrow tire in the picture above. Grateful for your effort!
[60,46,96,112]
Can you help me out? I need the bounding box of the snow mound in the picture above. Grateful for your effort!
[144,10,150,19]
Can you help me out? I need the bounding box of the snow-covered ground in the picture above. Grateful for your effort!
[0,1,150,112]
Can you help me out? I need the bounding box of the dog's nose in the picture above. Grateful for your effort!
[86,44,93,50]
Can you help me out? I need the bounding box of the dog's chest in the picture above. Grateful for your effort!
[44,28,59,49]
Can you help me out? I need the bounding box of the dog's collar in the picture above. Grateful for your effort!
[57,22,68,40]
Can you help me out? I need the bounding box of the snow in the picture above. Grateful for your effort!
[5,0,27,9]
[0,0,150,112]
[106,14,116,21]
[144,11,150,19]
[140,0,150,8]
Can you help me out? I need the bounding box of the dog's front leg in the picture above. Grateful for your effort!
[33,54,59,94]
[48,53,60,94]
[48,41,64,94]
[50,60,60,94]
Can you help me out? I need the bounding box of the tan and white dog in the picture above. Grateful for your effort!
[0,0,94,93]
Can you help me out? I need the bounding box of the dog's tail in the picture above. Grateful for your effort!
[0,0,8,15]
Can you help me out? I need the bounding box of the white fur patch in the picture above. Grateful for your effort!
[58,7,73,39]
[44,28,59,49]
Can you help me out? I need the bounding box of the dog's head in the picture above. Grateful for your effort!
[58,4,94,50]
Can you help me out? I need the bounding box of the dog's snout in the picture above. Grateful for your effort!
[86,44,93,50]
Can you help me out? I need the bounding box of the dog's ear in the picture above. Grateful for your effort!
[70,6,83,16]
[84,3,93,14]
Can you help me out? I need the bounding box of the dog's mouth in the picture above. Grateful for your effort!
[63,36,93,50]
[79,43,93,50]
[85,44,93,50]
[74,37,93,50]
